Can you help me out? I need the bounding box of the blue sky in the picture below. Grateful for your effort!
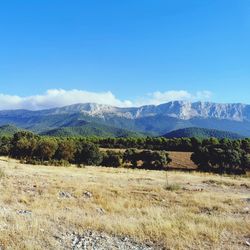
[0,0,249,109]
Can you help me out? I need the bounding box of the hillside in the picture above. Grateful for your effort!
[0,124,20,137]
[42,122,143,137]
[163,127,244,139]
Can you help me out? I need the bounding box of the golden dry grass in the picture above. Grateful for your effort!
[0,156,249,249]
[166,151,197,169]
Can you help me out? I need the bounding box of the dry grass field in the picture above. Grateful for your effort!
[0,156,249,249]
[166,151,197,170]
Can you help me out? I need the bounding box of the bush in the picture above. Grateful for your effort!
[35,138,58,161]
[0,136,11,156]
[101,150,122,167]
[25,158,70,167]
[164,183,181,191]
[191,143,250,175]
[25,159,43,165]
[46,159,70,167]
[10,131,38,159]
[55,140,76,162]
[75,141,103,166]
[123,149,172,170]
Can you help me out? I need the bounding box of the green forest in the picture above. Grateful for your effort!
[0,131,249,174]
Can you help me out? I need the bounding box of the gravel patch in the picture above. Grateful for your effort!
[58,231,155,250]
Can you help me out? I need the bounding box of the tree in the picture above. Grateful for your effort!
[241,153,250,173]
[123,149,138,168]
[191,142,249,175]
[10,131,37,159]
[75,141,102,166]
[140,150,172,170]
[35,138,58,161]
[152,151,172,169]
[101,150,122,167]
[55,140,76,162]
[0,136,11,156]
[241,139,250,153]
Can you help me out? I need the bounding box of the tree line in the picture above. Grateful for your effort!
[0,132,249,174]
[0,131,172,170]
[191,138,250,174]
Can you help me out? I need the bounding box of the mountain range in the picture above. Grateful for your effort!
[0,101,249,137]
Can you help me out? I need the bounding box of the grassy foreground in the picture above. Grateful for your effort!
[0,157,249,249]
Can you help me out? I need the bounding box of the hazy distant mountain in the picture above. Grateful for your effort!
[0,101,250,137]
[163,127,244,139]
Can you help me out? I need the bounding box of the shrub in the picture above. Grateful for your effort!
[0,136,11,156]
[123,149,172,170]
[191,143,250,175]
[75,141,103,166]
[10,131,38,159]
[47,159,70,167]
[164,183,181,191]
[55,140,76,162]
[101,150,122,167]
[35,138,58,161]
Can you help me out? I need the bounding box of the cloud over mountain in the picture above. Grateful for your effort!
[0,88,212,110]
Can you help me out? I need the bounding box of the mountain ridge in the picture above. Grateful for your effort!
[0,101,250,136]
[1,100,249,121]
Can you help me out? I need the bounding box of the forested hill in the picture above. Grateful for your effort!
[163,127,244,139]
[41,123,143,137]
[0,125,20,137]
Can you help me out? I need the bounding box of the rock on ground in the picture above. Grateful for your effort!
[58,230,155,250]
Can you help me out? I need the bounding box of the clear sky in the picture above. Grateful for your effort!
[0,0,249,109]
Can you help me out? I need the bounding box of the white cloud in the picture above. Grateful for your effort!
[134,90,212,106]
[0,89,212,110]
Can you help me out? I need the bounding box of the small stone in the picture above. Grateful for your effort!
[83,191,93,198]
[96,207,106,215]
[17,210,32,216]
[243,207,250,213]
[59,191,72,199]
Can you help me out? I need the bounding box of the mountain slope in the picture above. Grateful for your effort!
[42,122,143,137]
[163,127,244,139]
[0,125,20,137]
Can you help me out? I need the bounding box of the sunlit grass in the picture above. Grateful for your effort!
[0,156,249,249]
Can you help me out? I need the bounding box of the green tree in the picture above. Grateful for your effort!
[0,136,11,156]
[191,142,249,174]
[101,150,122,167]
[123,148,138,168]
[75,141,102,166]
[35,138,58,161]
[55,140,76,162]
[10,131,37,159]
